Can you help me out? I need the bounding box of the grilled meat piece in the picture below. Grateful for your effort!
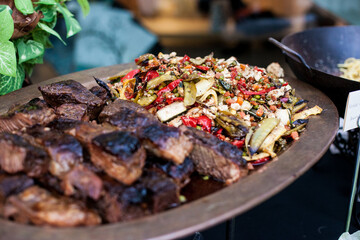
[4,186,101,226]
[140,124,193,165]
[55,103,88,121]
[0,98,56,133]
[90,85,111,102]
[0,174,34,202]
[0,133,49,177]
[68,122,146,185]
[65,121,115,144]
[25,126,103,200]
[91,131,146,185]
[105,109,158,134]
[46,118,82,132]
[184,127,248,184]
[147,157,194,188]
[99,99,152,122]
[99,100,193,164]
[26,126,83,177]
[61,165,103,200]
[98,170,179,222]
[39,80,104,120]
[139,170,180,213]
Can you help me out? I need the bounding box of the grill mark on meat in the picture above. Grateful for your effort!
[0,133,49,177]
[89,86,111,102]
[140,124,193,165]
[106,109,158,134]
[97,170,179,222]
[39,80,104,120]
[55,103,89,121]
[68,122,146,185]
[99,100,193,165]
[26,126,83,177]
[25,126,103,200]
[147,157,194,188]
[0,98,56,133]
[4,186,101,226]
[99,99,152,122]
[184,127,248,184]
[92,131,142,160]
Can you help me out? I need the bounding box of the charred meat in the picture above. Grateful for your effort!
[90,131,146,185]
[0,133,49,177]
[90,85,111,102]
[0,98,56,133]
[3,186,101,226]
[99,99,152,122]
[147,157,194,188]
[67,122,146,185]
[39,80,104,120]
[185,127,248,184]
[26,126,83,178]
[98,170,179,222]
[140,124,193,165]
[99,100,192,165]
[55,103,88,121]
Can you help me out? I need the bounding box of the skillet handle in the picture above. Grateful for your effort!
[268,37,313,77]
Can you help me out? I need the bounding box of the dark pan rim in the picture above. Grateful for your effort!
[281,25,360,84]
[0,64,339,240]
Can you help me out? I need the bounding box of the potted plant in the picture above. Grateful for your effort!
[0,0,89,95]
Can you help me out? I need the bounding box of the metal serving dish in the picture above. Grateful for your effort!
[0,64,338,240]
[274,26,360,117]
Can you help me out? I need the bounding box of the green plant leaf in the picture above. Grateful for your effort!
[22,63,34,76]
[26,54,44,64]
[0,41,16,77]
[17,39,44,64]
[35,0,57,5]
[56,3,81,38]
[14,0,35,15]
[77,0,90,17]
[39,6,57,22]
[32,29,52,48]
[0,5,14,42]
[0,65,25,95]
[37,22,66,45]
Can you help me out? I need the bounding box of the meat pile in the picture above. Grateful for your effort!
[0,80,248,227]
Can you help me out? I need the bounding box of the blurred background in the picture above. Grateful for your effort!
[31,1,360,239]
[32,0,357,83]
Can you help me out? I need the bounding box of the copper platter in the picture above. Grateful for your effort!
[0,64,339,240]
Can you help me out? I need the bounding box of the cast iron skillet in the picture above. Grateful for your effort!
[269,26,360,117]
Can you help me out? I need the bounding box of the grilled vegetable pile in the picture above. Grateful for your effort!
[106,52,322,167]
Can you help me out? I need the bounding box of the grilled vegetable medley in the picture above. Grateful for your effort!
[106,52,322,167]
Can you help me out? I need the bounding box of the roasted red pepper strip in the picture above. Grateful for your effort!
[239,86,276,95]
[155,79,183,103]
[181,55,190,63]
[231,139,245,148]
[181,115,212,132]
[181,116,197,128]
[282,82,289,86]
[166,97,184,105]
[195,65,210,71]
[197,116,212,132]
[253,66,264,73]
[121,69,140,82]
[145,70,159,82]
[252,157,270,166]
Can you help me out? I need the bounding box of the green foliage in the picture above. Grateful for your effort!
[0,0,90,95]
[14,0,34,15]
[0,6,16,78]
